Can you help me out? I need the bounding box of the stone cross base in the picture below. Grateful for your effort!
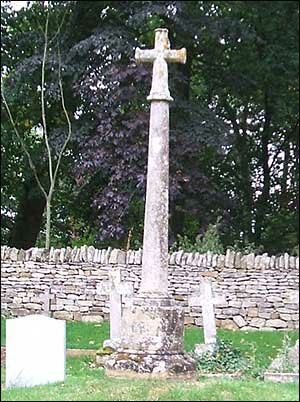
[98,296,196,377]
[100,352,196,380]
[118,296,183,353]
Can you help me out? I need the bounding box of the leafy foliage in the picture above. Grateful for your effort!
[171,219,224,253]
[268,335,299,373]
[196,339,250,374]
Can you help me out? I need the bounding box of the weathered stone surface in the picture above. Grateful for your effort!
[87,246,95,262]
[134,249,142,265]
[233,315,246,328]
[119,297,184,353]
[191,252,199,266]
[247,308,258,317]
[217,255,225,268]
[267,339,299,375]
[284,290,299,304]
[109,249,119,264]
[59,248,66,263]
[10,248,19,261]
[265,319,288,328]
[212,254,218,268]
[53,311,73,320]
[219,319,238,330]
[225,249,235,268]
[1,246,299,331]
[117,251,126,264]
[250,318,265,328]
[102,352,196,380]
[97,269,133,343]
[82,315,103,322]
[235,252,242,269]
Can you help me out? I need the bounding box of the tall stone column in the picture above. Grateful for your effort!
[137,28,185,297]
[102,28,196,379]
[138,100,169,296]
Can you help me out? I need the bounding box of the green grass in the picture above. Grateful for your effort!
[1,316,5,346]
[184,325,299,374]
[1,317,299,401]
[66,320,109,349]
[1,356,299,401]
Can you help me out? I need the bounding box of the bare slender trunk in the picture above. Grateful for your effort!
[45,198,51,250]
[2,11,72,250]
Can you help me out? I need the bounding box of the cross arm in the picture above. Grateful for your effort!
[164,48,187,64]
[135,48,157,63]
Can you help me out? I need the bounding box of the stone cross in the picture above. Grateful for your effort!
[135,28,186,296]
[96,269,133,344]
[100,29,196,377]
[189,278,225,345]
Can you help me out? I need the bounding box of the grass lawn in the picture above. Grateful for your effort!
[1,317,299,401]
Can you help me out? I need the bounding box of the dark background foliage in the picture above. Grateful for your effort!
[1,1,299,255]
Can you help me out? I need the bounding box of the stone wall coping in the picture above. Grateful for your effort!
[1,245,298,269]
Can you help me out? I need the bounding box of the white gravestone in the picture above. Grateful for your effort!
[96,268,133,349]
[189,278,225,355]
[6,315,65,389]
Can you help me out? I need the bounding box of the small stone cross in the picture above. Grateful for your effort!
[189,278,225,345]
[96,269,133,346]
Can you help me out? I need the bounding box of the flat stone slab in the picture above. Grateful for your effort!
[198,372,242,379]
[66,349,97,357]
[264,372,299,383]
[99,351,196,379]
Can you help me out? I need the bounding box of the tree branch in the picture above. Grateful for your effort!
[41,13,53,184]
[1,84,48,200]
[52,44,72,185]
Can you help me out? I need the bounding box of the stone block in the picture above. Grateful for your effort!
[184,316,194,325]
[265,319,288,328]
[217,255,225,268]
[247,307,258,317]
[222,308,240,316]
[190,252,199,266]
[246,253,255,268]
[109,249,119,264]
[175,250,184,265]
[258,312,271,319]
[279,313,292,321]
[225,249,235,268]
[82,315,103,323]
[250,317,265,328]
[87,246,95,262]
[219,319,238,330]
[53,311,73,320]
[233,315,246,328]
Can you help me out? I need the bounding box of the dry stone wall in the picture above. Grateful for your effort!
[1,246,299,330]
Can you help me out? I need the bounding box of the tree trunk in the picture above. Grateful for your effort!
[8,179,46,249]
[255,96,271,246]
